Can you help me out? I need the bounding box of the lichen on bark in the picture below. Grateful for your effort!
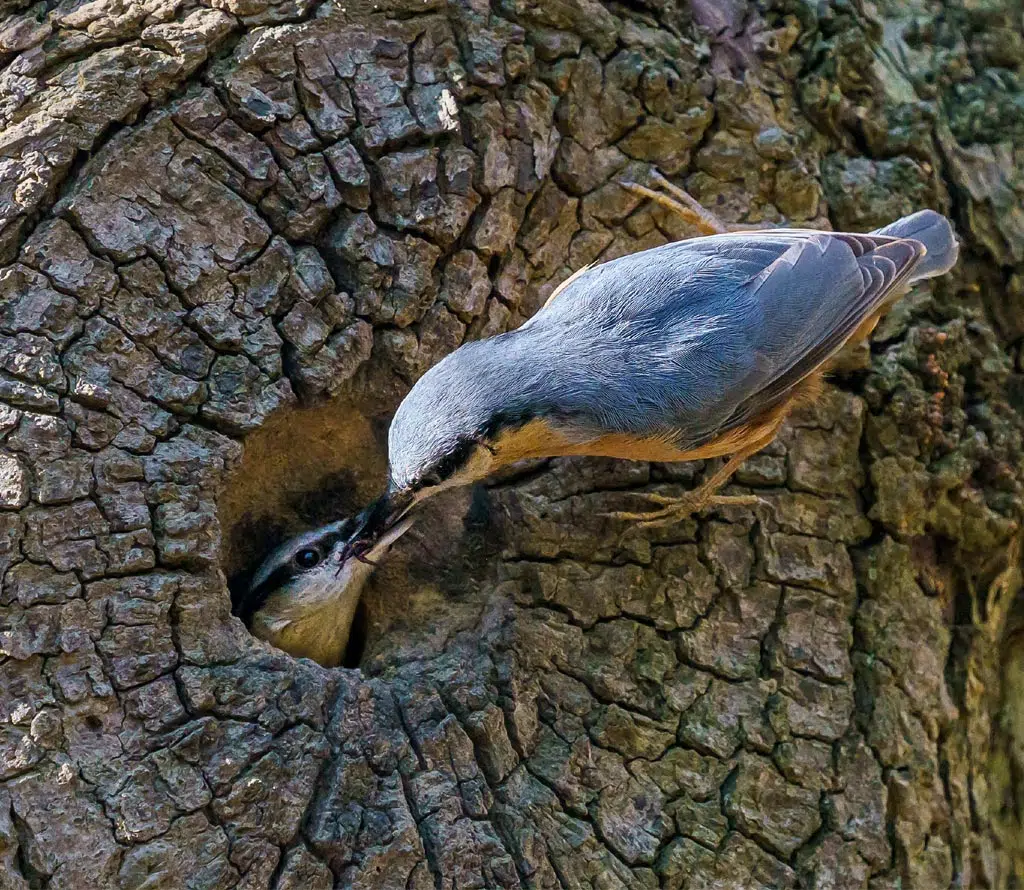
[0,0,1023,887]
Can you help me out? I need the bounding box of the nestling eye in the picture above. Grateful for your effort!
[294,548,321,569]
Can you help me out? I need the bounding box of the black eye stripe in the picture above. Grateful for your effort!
[418,437,478,489]
[415,409,544,488]
[233,562,294,625]
[479,408,537,439]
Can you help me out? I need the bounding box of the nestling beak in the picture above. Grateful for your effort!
[344,484,417,562]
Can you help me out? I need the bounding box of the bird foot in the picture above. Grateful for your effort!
[604,492,763,528]
[619,168,731,236]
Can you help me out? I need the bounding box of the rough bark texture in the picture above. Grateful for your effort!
[1,0,1023,888]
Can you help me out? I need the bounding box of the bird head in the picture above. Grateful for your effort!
[345,337,563,558]
[234,514,413,667]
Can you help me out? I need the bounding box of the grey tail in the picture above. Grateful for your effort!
[871,210,959,282]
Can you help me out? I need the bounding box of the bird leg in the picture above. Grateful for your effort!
[619,169,730,236]
[605,446,764,528]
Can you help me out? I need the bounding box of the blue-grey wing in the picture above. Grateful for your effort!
[714,231,923,434]
[529,230,924,446]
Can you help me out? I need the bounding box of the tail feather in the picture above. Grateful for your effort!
[871,210,958,282]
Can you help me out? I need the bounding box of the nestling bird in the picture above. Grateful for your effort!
[345,175,958,555]
[234,515,412,667]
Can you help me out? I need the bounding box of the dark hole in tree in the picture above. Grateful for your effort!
[218,399,506,671]
[342,599,369,668]
[218,401,388,662]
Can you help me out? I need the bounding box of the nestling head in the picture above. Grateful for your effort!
[234,514,412,667]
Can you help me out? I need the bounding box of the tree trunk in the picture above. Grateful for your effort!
[1,0,1022,887]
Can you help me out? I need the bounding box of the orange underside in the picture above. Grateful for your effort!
[491,382,804,466]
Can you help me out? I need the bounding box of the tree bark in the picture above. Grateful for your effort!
[1,0,1022,888]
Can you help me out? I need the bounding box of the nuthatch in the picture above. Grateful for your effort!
[235,515,412,667]
[345,175,958,555]
[241,176,958,667]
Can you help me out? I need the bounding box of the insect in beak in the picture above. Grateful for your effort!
[340,487,416,565]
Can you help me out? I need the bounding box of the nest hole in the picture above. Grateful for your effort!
[219,399,502,672]
[342,599,369,669]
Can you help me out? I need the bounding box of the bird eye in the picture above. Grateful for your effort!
[294,548,321,570]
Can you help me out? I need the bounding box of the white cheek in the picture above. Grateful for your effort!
[263,563,367,618]
[309,562,365,602]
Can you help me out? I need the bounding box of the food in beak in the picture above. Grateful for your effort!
[343,488,415,562]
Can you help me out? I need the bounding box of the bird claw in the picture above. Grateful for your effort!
[618,168,730,236]
[602,493,763,528]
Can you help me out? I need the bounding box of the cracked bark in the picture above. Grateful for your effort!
[1,0,1023,888]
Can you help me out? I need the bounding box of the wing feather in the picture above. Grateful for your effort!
[516,227,927,450]
[721,234,924,430]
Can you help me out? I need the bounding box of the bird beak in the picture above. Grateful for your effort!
[343,485,416,561]
[367,513,415,555]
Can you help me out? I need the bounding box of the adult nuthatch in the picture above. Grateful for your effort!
[234,515,412,667]
[346,175,958,555]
